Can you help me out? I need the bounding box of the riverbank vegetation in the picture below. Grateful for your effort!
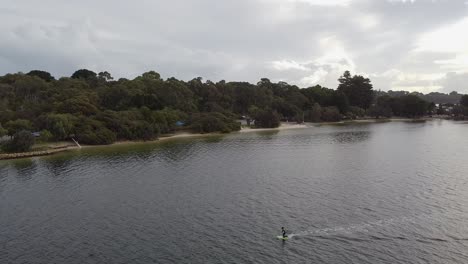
[0,69,466,152]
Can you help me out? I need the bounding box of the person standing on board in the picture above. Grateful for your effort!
[281,227,288,238]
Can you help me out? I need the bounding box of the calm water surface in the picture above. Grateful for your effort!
[1,120,468,263]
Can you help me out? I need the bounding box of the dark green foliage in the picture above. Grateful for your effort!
[27,70,55,82]
[127,120,160,141]
[398,95,428,117]
[0,123,7,137]
[457,95,468,119]
[98,71,113,82]
[332,91,350,114]
[305,103,322,122]
[460,95,468,107]
[38,130,53,142]
[427,102,436,115]
[42,114,77,140]
[321,107,342,122]
[2,130,35,153]
[75,118,116,145]
[346,106,366,119]
[190,112,241,133]
[368,95,393,118]
[376,90,463,105]
[0,69,455,145]
[5,119,33,136]
[254,109,280,128]
[337,71,374,109]
[71,69,97,80]
[371,94,435,118]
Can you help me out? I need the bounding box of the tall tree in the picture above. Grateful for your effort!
[71,69,97,80]
[98,71,113,82]
[27,70,55,82]
[337,71,374,109]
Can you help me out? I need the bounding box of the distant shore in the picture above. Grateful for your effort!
[0,118,444,160]
[239,122,308,133]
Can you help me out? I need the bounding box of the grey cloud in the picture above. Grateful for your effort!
[438,72,468,93]
[0,0,467,93]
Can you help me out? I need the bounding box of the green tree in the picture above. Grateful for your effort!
[321,106,342,122]
[5,119,33,136]
[460,95,468,107]
[254,109,280,128]
[58,96,99,116]
[331,91,350,113]
[98,71,113,82]
[27,70,55,82]
[337,71,374,109]
[2,130,35,153]
[399,95,428,117]
[190,112,240,133]
[347,106,365,119]
[368,95,393,118]
[44,114,77,140]
[0,123,7,137]
[140,71,161,81]
[306,103,322,122]
[71,69,97,80]
[75,117,116,145]
[38,130,53,142]
[427,102,436,115]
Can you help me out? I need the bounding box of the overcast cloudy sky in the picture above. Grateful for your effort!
[1,0,468,93]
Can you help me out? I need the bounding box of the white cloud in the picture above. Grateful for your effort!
[354,14,380,30]
[268,37,356,86]
[300,68,328,85]
[269,60,310,71]
[437,72,468,93]
[415,17,468,54]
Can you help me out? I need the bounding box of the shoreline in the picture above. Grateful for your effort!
[239,123,308,133]
[82,132,223,148]
[0,117,446,160]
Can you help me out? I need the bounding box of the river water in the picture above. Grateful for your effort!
[1,120,468,263]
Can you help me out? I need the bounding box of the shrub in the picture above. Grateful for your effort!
[305,103,322,122]
[75,118,117,145]
[2,130,35,153]
[321,106,342,122]
[347,106,366,119]
[5,119,33,136]
[254,109,280,128]
[190,112,241,133]
[38,130,53,142]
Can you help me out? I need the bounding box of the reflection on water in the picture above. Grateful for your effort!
[1,120,468,264]
[331,131,371,144]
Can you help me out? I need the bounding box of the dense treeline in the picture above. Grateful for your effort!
[375,90,463,105]
[0,69,464,152]
[450,95,468,120]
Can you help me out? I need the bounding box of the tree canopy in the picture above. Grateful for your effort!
[0,69,460,149]
[337,71,374,109]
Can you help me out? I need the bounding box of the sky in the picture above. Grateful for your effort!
[1,0,468,93]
